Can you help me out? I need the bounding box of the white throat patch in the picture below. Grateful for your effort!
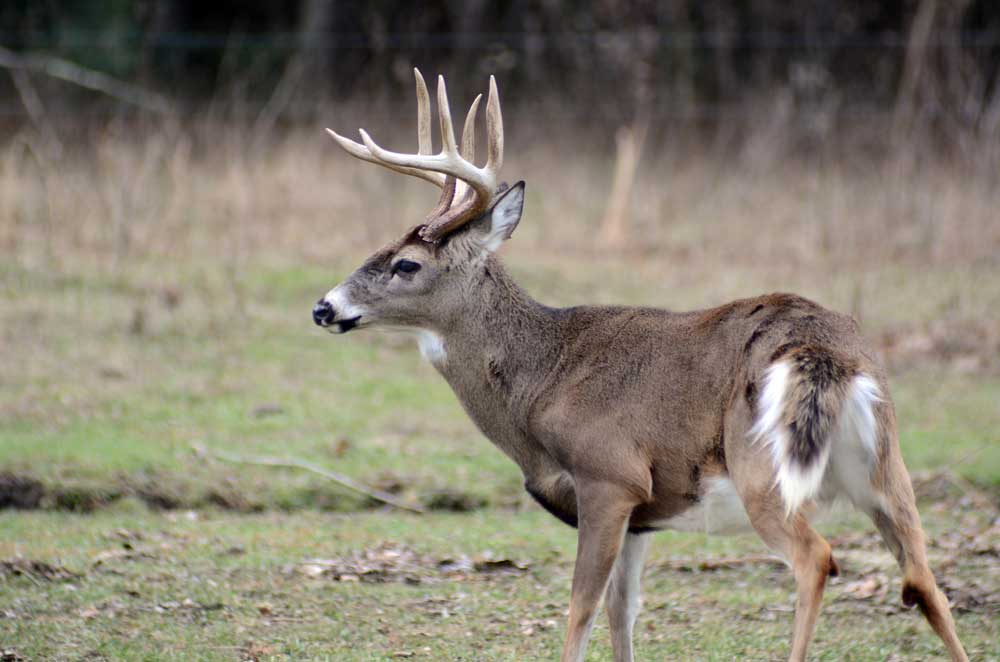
[417,330,447,365]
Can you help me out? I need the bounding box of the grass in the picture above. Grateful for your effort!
[1,125,998,659]
[2,502,997,661]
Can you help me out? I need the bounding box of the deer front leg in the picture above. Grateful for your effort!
[605,532,650,662]
[562,480,641,662]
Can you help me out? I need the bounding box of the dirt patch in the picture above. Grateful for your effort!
[0,473,45,509]
[0,471,442,514]
[51,485,123,512]
[0,474,127,513]
[204,488,265,513]
[420,488,488,512]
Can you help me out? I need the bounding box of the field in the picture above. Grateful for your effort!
[1,124,998,660]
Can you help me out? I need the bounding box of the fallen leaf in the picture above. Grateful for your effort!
[251,403,284,418]
[1,558,80,582]
[842,573,889,601]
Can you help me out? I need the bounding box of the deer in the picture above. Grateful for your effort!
[312,69,969,662]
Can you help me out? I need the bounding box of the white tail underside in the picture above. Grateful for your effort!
[750,361,883,515]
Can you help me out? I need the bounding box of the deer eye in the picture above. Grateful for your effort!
[393,259,421,275]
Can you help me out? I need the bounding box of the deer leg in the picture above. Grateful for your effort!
[604,531,650,662]
[727,453,833,659]
[743,501,836,662]
[726,393,837,661]
[561,480,640,662]
[868,456,968,661]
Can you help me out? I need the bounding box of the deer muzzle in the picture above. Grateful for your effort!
[313,296,362,333]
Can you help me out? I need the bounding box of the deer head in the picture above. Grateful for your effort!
[312,69,524,337]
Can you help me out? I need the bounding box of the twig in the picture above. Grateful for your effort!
[0,46,171,114]
[658,554,785,572]
[7,68,63,158]
[190,443,425,514]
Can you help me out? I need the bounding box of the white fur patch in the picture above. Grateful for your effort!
[751,362,883,516]
[654,476,752,534]
[826,375,884,510]
[750,360,829,515]
[416,330,446,365]
[323,286,365,321]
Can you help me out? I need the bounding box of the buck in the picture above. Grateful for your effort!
[312,70,968,662]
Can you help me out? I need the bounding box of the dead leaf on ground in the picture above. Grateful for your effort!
[841,573,890,601]
[940,578,1000,613]
[92,547,157,567]
[472,551,530,574]
[371,471,408,495]
[330,437,352,458]
[250,403,284,418]
[294,542,530,584]
[1,558,80,582]
[239,641,276,662]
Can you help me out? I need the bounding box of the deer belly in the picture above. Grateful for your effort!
[638,476,753,535]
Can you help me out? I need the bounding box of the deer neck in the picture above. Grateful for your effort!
[427,257,563,469]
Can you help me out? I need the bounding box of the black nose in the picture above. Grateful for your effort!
[313,299,336,326]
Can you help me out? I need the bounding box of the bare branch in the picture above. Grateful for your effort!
[7,68,63,158]
[0,46,171,114]
[190,443,425,514]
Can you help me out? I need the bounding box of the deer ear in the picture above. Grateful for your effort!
[476,181,525,252]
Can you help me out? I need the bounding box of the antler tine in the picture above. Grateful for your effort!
[325,129,445,186]
[417,77,504,242]
[415,68,433,156]
[461,94,482,162]
[436,75,459,157]
[324,68,447,187]
[485,75,503,172]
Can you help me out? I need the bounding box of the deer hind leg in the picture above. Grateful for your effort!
[726,395,837,662]
[738,488,838,662]
[604,532,650,662]
[867,454,969,662]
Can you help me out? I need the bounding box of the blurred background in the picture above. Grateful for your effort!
[1,3,998,659]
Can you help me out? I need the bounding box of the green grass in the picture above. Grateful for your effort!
[1,503,996,661]
[1,247,998,660]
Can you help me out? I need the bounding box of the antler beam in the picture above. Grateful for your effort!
[326,69,504,242]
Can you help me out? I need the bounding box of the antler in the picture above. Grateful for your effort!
[326,68,504,243]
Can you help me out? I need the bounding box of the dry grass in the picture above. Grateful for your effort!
[4,115,998,345]
[4,112,1000,267]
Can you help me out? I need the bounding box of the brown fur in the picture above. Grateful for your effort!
[317,187,968,662]
[780,345,857,467]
